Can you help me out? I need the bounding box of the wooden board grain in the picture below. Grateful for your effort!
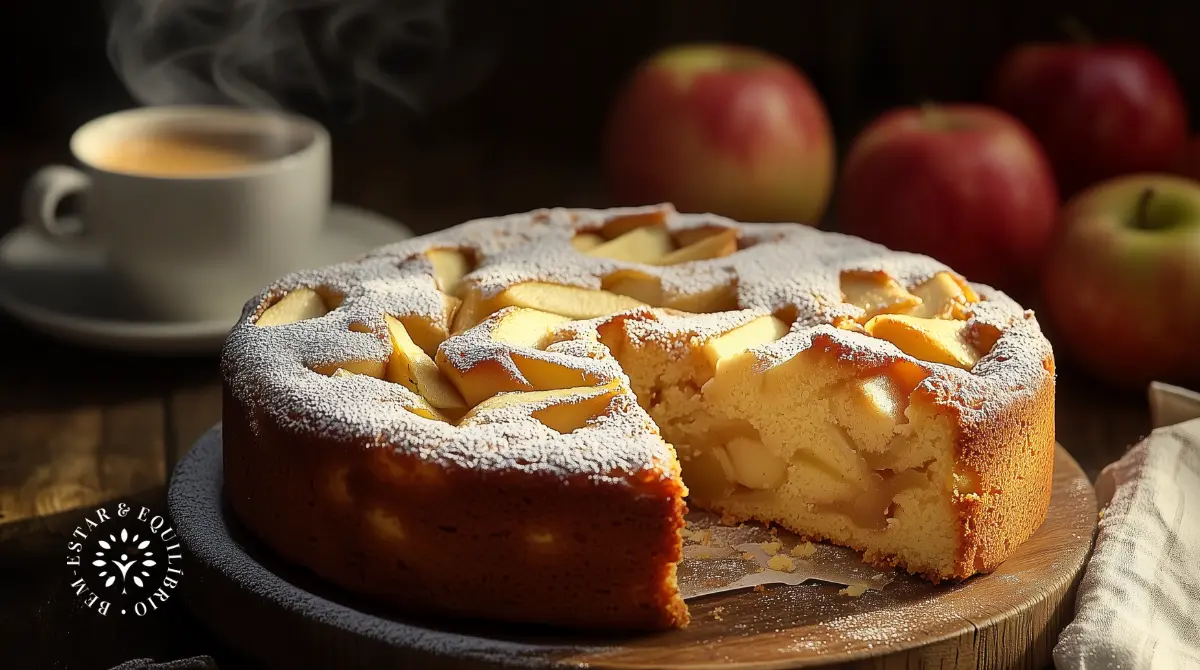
[173,430,1096,670]
[0,396,166,559]
[0,368,222,560]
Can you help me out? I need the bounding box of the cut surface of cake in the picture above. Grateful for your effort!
[221,204,1055,631]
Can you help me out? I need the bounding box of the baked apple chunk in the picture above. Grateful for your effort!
[458,384,622,434]
[840,270,921,321]
[426,248,474,296]
[837,269,998,370]
[384,315,466,410]
[453,282,647,332]
[436,308,607,406]
[577,213,739,267]
[653,228,738,265]
[864,314,983,370]
[395,293,460,358]
[909,272,978,319]
[601,270,738,313]
[257,287,329,326]
[586,227,675,263]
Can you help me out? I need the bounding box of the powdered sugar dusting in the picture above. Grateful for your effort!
[222,204,1053,484]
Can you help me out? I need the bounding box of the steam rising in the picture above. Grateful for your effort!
[106,0,490,116]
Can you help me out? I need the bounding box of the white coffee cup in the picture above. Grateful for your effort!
[22,105,331,322]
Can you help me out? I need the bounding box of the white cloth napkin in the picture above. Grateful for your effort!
[1053,383,1200,669]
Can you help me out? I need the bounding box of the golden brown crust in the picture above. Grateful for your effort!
[223,388,688,630]
[948,354,1056,578]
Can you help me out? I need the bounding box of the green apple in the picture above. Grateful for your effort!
[1041,174,1200,388]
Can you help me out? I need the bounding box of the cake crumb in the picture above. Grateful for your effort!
[753,584,766,592]
[790,541,816,558]
[761,541,782,556]
[767,554,794,572]
[742,552,755,561]
[839,584,868,597]
[711,606,725,621]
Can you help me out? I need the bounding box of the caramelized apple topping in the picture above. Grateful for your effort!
[703,315,790,375]
[864,314,983,370]
[458,384,621,434]
[453,281,647,334]
[570,233,605,252]
[385,315,466,410]
[840,270,922,322]
[579,216,739,268]
[601,270,739,313]
[602,269,664,306]
[835,269,995,369]
[585,226,675,264]
[396,293,461,358]
[832,316,867,334]
[426,247,476,297]
[598,210,668,239]
[909,271,977,319]
[673,225,734,249]
[257,287,330,326]
[651,229,738,266]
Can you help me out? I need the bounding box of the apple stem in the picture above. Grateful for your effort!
[1061,16,1096,43]
[1133,187,1155,230]
[919,101,952,130]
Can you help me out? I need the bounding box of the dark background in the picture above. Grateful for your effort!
[4,0,1200,238]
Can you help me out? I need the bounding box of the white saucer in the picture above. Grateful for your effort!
[0,203,413,356]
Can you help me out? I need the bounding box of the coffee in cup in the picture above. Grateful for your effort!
[22,105,331,322]
[95,129,278,177]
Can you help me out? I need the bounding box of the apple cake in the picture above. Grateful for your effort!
[221,204,1055,630]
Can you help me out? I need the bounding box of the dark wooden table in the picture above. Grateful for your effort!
[0,124,1154,669]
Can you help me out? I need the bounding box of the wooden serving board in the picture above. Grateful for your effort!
[171,427,1097,669]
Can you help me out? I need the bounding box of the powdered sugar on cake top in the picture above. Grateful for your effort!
[221,204,1054,483]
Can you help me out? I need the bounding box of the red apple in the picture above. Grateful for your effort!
[989,41,1187,197]
[603,43,835,224]
[837,104,1059,293]
[1042,174,1200,389]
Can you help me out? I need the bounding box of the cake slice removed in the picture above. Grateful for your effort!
[597,307,1055,581]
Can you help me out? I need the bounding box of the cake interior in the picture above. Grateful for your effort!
[599,310,964,578]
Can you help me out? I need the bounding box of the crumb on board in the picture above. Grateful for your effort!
[753,584,766,592]
[742,552,755,561]
[790,541,816,558]
[711,606,725,621]
[767,554,794,572]
[761,541,782,556]
[838,584,868,597]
